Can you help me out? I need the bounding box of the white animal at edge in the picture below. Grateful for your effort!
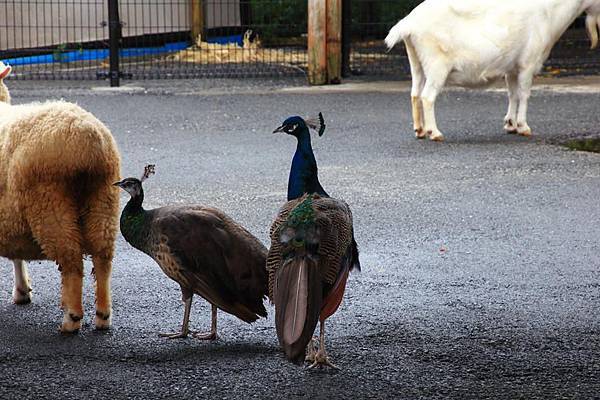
[385,0,600,141]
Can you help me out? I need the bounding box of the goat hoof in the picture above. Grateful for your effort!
[12,287,32,305]
[415,128,426,139]
[60,313,82,333]
[95,311,112,330]
[504,119,518,133]
[516,123,532,137]
[428,131,445,142]
[518,129,532,137]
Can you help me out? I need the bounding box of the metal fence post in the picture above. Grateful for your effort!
[108,0,121,87]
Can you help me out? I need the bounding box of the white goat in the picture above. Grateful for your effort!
[385,0,600,141]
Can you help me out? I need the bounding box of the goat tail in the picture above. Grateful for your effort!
[384,19,410,50]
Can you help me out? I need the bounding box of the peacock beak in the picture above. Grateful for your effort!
[273,125,285,134]
[112,180,123,187]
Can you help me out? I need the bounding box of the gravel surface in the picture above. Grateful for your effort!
[0,78,599,399]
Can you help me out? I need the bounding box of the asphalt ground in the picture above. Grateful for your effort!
[0,77,599,399]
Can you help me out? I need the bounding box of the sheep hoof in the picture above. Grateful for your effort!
[95,311,112,330]
[12,287,32,305]
[60,313,82,333]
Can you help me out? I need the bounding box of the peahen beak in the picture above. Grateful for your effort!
[273,125,285,134]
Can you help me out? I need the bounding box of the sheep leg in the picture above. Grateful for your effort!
[12,259,32,304]
[60,267,84,333]
[25,186,84,333]
[504,73,519,133]
[405,40,426,138]
[81,183,119,330]
[92,256,112,330]
[421,69,449,142]
[515,70,534,137]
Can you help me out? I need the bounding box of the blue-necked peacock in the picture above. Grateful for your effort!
[115,165,268,340]
[268,113,360,368]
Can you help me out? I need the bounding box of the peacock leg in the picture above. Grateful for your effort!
[307,320,339,370]
[305,336,318,363]
[160,291,193,339]
[192,304,218,340]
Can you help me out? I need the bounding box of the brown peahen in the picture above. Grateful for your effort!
[115,165,268,340]
[268,114,360,368]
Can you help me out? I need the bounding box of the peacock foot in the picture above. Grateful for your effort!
[305,336,318,363]
[192,331,218,341]
[159,331,189,339]
[307,349,339,370]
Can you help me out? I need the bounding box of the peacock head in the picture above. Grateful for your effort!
[273,112,325,138]
[113,164,155,198]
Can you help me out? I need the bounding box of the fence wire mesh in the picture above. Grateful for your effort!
[0,0,599,81]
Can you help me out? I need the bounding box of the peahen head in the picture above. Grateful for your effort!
[273,112,325,138]
[114,164,155,198]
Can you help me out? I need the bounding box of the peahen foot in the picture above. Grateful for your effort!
[159,330,190,339]
[192,331,218,341]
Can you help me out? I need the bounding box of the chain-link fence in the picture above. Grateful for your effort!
[0,0,308,80]
[1,0,599,81]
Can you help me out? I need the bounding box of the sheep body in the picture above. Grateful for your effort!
[385,0,600,141]
[0,65,121,332]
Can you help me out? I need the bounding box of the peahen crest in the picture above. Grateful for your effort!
[141,164,155,182]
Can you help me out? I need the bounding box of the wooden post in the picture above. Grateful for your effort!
[326,0,342,83]
[308,0,327,85]
[191,0,204,42]
[308,0,343,85]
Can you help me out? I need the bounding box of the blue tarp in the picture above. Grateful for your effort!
[1,34,242,66]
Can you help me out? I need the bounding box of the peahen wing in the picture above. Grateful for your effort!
[154,205,267,323]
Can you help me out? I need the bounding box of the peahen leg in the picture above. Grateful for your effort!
[192,304,218,340]
[307,320,339,370]
[160,291,193,339]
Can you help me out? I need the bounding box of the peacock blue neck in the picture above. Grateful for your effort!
[287,128,329,201]
[121,188,150,251]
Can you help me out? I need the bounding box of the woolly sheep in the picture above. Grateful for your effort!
[0,63,121,333]
[385,0,600,141]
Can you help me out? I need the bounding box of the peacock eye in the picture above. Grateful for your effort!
[287,124,297,133]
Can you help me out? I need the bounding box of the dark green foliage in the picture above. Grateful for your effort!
[248,0,307,42]
[247,0,423,43]
[350,0,424,38]
[565,137,600,153]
